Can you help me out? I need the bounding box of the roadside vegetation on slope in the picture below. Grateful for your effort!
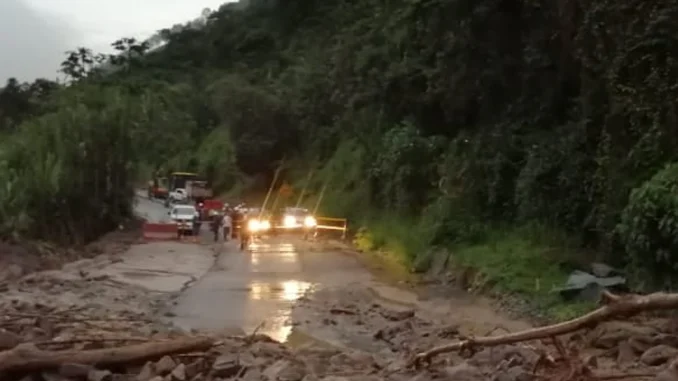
[0,0,677,311]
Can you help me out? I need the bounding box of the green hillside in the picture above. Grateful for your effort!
[1,0,677,296]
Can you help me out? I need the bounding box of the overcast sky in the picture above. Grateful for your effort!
[1,0,232,82]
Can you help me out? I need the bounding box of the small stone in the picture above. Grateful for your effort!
[184,359,204,379]
[629,336,653,353]
[211,353,241,378]
[88,369,113,381]
[155,356,177,375]
[444,363,484,381]
[59,363,93,378]
[654,358,678,381]
[137,362,156,381]
[591,322,657,349]
[41,373,66,381]
[380,308,415,321]
[263,359,305,381]
[242,368,263,381]
[171,363,186,380]
[641,345,678,366]
[492,366,532,381]
[0,329,22,350]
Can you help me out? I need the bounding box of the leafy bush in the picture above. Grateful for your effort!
[0,85,190,244]
[616,163,678,289]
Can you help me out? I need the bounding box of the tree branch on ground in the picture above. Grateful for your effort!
[0,336,214,373]
[410,291,678,368]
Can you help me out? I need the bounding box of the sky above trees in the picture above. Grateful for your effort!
[1,0,231,81]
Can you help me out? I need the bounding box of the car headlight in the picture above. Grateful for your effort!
[247,219,261,231]
[260,220,271,230]
[304,216,317,227]
[283,215,296,227]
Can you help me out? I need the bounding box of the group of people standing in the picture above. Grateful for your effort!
[205,203,246,243]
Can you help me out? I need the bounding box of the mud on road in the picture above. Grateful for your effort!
[0,195,676,380]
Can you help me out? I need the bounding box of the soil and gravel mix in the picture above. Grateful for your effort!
[1,264,677,381]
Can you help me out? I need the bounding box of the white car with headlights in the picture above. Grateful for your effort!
[169,204,199,235]
[243,208,272,233]
[276,207,317,238]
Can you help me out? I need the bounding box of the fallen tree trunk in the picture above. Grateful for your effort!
[410,291,678,367]
[0,336,214,373]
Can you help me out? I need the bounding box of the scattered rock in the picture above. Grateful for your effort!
[60,363,94,378]
[0,329,22,350]
[184,359,204,379]
[380,308,415,321]
[444,363,484,381]
[211,353,242,378]
[492,366,533,381]
[654,358,678,381]
[137,362,156,381]
[617,340,636,364]
[156,356,178,375]
[590,322,657,349]
[263,359,305,381]
[171,363,186,380]
[641,345,678,366]
[88,369,113,381]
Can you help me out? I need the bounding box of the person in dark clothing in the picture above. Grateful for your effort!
[192,214,201,237]
[210,212,221,242]
[231,209,243,240]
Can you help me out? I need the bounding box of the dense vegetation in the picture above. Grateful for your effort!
[2,0,678,297]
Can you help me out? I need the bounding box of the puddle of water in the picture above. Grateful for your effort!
[243,280,313,342]
[249,280,312,301]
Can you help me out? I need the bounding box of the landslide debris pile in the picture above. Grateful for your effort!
[3,298,678,381]
[0,298,402,381]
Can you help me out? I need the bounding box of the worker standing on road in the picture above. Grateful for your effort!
[192,213,201,240]
[222,212,232,241]
[210,210,221,242]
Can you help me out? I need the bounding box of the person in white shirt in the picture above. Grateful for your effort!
[222,212,233,241]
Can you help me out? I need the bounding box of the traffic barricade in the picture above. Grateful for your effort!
[142,222,178,241]
[315,217,348,239]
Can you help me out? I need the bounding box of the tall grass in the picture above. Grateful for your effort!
[0,85,174,244]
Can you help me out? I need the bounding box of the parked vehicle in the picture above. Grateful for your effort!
[147,177,169,199]
[186,180,213,202]
[169,172,199,192]
[168,204,199,236]
[165,188,188,207]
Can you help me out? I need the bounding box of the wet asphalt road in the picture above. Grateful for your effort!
[134,192,371,342]
[170,237,371,341]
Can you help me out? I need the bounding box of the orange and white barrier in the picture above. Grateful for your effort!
[315,217,348,239]
[142,222,179,241]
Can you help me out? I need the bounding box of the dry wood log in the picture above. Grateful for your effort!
[410,291,678,367]
[0,336,214,373]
